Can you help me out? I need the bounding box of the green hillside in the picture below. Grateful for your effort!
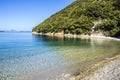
[33,0,120,37]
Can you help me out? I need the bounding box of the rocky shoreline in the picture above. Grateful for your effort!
[32,32,120,41]
[32,32,90,39]
[81,55,120,80]
[56,55,120,80]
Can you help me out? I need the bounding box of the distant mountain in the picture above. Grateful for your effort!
[19,31,31,32]
[33,0,120,37]
[0,30,5,32]
[0,30,31,33]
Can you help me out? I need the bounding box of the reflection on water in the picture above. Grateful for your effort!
[0,33,120,80]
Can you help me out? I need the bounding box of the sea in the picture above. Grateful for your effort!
[0,32,120,80]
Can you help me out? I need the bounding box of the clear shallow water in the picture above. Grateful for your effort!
[0,32,120,80]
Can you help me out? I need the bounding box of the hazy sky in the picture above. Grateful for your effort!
[0,0,74,31]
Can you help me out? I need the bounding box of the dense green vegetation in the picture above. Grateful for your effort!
[33,0,120,37]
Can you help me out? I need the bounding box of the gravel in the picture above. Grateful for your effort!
[81,56,120,80]
[56,55,120,80]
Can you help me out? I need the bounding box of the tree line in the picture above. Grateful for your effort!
[33,0,120,37]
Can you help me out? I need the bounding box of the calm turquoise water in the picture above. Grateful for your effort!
[0,32,120,80]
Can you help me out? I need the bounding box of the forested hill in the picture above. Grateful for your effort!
[33,0,120,37]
